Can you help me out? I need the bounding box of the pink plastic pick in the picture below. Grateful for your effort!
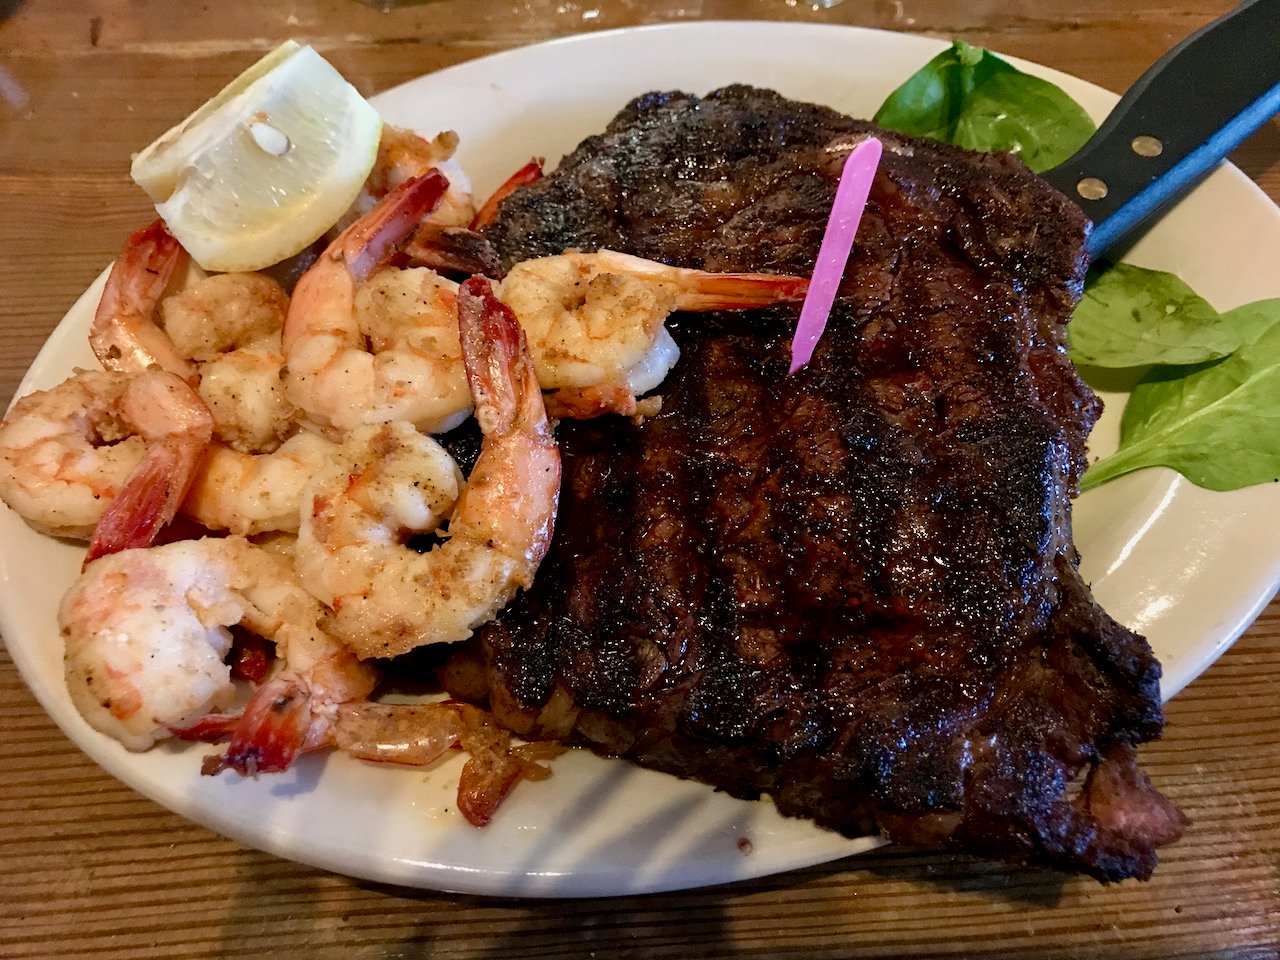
[788,136,882,374]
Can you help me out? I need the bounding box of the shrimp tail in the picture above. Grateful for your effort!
[169,713,240,744]
[457,275,541,436]
[84,438,206,565]
[458,276,521,430]
[583,248,810,311]
[456,275,561,589]
[83,370,214,566]
[199,636,377,775]
[90,220,196,379]
[469,157,544,231]
[672,270,810,311]
[203,675,315,776]
[403,222,502,276]
[343,169,450,283]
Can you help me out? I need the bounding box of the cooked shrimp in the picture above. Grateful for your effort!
[160,271,294,452]
[333,700,561,826]
[402,221,502,278]
[0,369,212,557]
[357,125,474,229]
[90,220,194,380]
[85,371,215,564]
[191,343,293,454]
[159,271,290,361]
[295,276,560,659]
[180,614,378,777]
[497,249,809,418]
[59,536,372,754]
[294,419,465,629]
[93,230,295,454]
[180,431,341,536]
[284,171,473,435]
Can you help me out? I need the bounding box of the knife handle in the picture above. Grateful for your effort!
[1041,0,1280,258]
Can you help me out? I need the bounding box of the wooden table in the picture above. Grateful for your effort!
[1,1,1277,956]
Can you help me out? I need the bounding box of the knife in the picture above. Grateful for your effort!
[1040,0,1280,259]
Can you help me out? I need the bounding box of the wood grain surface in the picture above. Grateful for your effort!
[1,1,1277,957]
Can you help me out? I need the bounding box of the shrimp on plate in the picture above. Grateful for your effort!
[357,124,475,229]
[59,536,374,755]
[399,156,545,277]
[88,220,350,536]
[360,126,502,276]
[496,249,810,419]
[283,170,475,436]
[295,275,560,660]
[89,220,195,380]
[0,368,212,561]
[332,700,562,826]
[91,222,294,454]
[293,419,464,634]
[158,270,293,453]
[179,611,379,777]
[180,431,341,536]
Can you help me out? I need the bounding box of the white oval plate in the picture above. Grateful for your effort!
[2,22,1278,898]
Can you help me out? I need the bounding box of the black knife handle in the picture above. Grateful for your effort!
[1041,0,1280,258]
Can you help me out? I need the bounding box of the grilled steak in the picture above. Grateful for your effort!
[454,85,1185,880]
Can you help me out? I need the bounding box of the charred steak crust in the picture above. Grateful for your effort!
[464,85,1185,880]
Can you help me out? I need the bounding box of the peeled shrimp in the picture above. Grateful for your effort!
[60,536,373,754]
[159,272,293,453]
[90,220,195,380]
[356,124,474,229]
[189,344,293,454]
[294,420,465,643]
[91,225,294,454]
[87,223,332,534]
[0,368,212,559]
[497,249,809,418]
[180,431,341,536]
[284,171,474,435]
[295,276,560,659]
[159,272,289,362]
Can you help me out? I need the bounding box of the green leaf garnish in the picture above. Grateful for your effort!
[1070,262,1280,368]
[1081,317,1280,491]
[872,40,1096,172]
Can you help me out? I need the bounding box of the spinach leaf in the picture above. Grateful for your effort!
[872,40,1096,172]
[1081,317,1280,491]
[1070,262,1280,368]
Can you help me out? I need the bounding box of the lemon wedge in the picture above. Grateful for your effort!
[131,40,383,272]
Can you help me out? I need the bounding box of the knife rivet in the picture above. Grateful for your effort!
[1077,177,1109,201]
[1131,135,1164,157]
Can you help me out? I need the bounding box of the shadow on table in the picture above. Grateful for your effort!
[337,848,1067,959]
[201,830,1069,958]
[0,0,23,21]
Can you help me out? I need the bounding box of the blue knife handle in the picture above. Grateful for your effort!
[1041,0,1280,259]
